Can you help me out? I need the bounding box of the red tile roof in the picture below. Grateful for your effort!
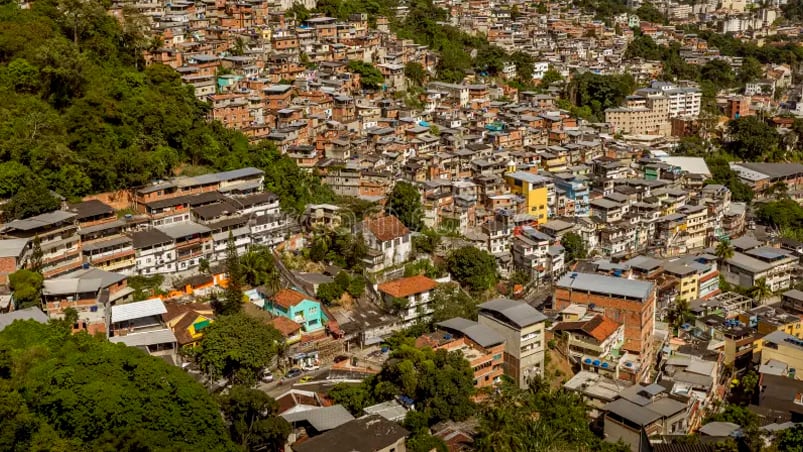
[584,315,621,342]
[272,288,311,309]
[364,215,410,242]
[378,275,437,298]
[270,316,302,337]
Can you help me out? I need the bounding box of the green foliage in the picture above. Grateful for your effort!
[328,382,375,414]
[704,154,754,202]
[127,274,165,301]
[347,60,384,90]
[625,34,663,60]
[375,345,476,425]
[316,271,365,305]
[8,269,43,309]
[219,385,290,451]
[404,61,426,85]
[407,432,448,452]
[2,181,61,220]
[738,56,763,84]
[509,51,534,82]
[540,68,563,87]
[412,228,442,255]
[561,232,587,262]
[0,320,236,451]
[195,313,282,385]
[446,246,498,293]
[569,72,635,121]
[308,229,369,270]
[475,378,623,451]
[726,116,781,161]
[757,198,803,229]
[404,259,446,279]
[240,245,280,293]
[575,0,629,22]
[216,235,244,316]
[776,424,803,452]
[635,3,666,23]
[288,2,311,21]
[430,283,478,323]
[386,181,424,231]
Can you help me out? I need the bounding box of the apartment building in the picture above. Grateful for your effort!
[0,239,30,286]
[131,229,176,275]
[721,247,797,293]
[554,273,655,380]
[109,298,178,362]
[505,171,552,224]
[649,81,702,118]
[605,92,671,136]
[378,275,438,325]
[478,297,547,388]
[0,211,82,278]
[417,317,506,388]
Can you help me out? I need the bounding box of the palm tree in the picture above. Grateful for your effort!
[240,246,280,293]
[715,239,734,262]
[749,277,772,305]
[667,297,691,332]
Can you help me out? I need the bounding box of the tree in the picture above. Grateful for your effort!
[347,60,384,90]
[666,297,692,331]
[8,269,43,310]
[240,245,280,293]
[29,235,43,273]
[625,34,662,60]
[509,51,533,82]
[288,2,310,21]
[446,246,498,293]
[386,181,424,231]
[539,68,563,87]
[701,59,736,90]
[413,228,441,255]
[328,382,375,415]
[715,239,734,262]
[635,3,666,23]
[2,182,60,220]
[404,61,426,85]
[430,283,478,323]
[561,232,587,262]
[219,385,290,451]
[216,234,244,315]
[195,313,282,385]
[373,345,476,425]
[776,424,803,452]
[749,277,772,305]
[738,56,763,84]
[0,320,236,451]
[475,378,628,452]
[726,116,780,161]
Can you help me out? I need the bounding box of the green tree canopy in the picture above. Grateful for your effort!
[446,246,498,293]
[347,60,384,90]
[725,116,780,161]
[430,283,478,323]
[219,385,291,451]
[561,232,587,262]
[0,320,236,451]
[404,61,427,85]
[386,181,424,231]
[195,313,282,385]
[8,268,43,309]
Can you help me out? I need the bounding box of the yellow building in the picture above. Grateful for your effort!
[757,331,803,378]
[505,171,551,224]
[663,262,699,303]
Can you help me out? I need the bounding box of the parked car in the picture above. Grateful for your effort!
[299,376,313,383]
[286,368,303,378]
[261,371,274,383]
[302,363,320,371]
[333,355,349,363]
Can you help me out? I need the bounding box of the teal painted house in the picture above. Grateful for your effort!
[266,288,327,333]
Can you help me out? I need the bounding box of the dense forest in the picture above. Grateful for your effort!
[0,0,333,215]
[0,320,238,451]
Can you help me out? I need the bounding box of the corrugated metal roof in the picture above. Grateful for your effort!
[436,317,505,348]
[112,298,167,323]
[109,328,176,347]
[479,297,547,328]
[281,405,355,431]
[556,273,653,301]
